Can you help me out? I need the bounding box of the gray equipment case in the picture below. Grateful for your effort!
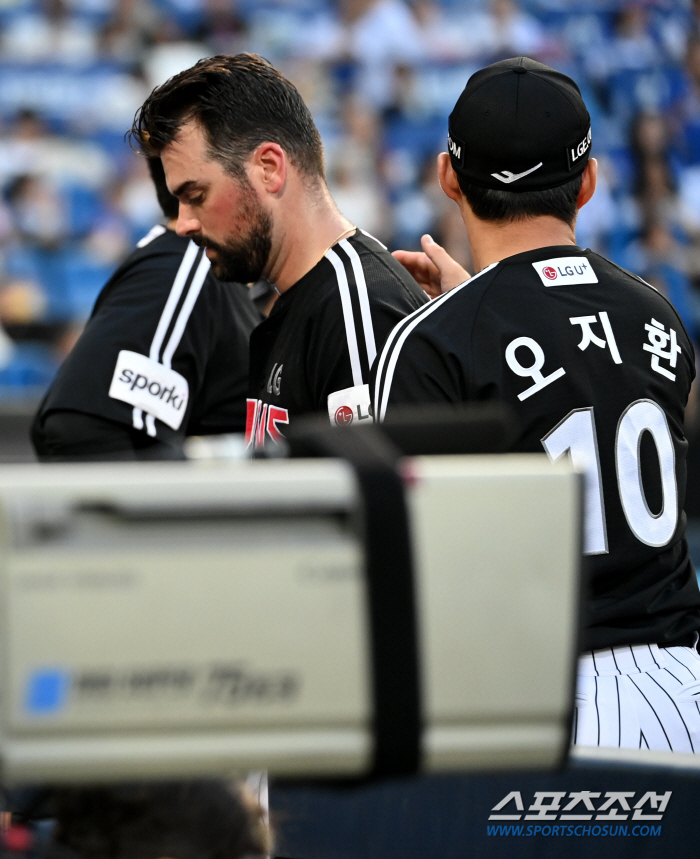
[0,455,580,783]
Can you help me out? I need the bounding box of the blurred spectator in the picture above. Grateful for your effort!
[0,110,112,191]
[342,0,426,109]
[575,156,617,253]
[6,175,66,250]
[1,0,99,66]
[625,219,697,344]
[44,780,271,859]
[113,154,161,238]
[460,0,547,63]
[202,0,249,55]
[143,20,209,89]
[607,3,660,75]
[327,94,391,240]
[677,36,700,166]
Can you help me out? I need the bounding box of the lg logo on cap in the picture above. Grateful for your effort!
[543,266,557,280]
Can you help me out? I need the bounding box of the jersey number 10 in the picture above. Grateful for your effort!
[541,399,678,554]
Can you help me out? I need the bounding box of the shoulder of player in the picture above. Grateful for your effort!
[97,233,203,305]
[297,230,426,328]
[131,225,188,259]
[96,229,189,297]
[383,260,500,342]
[371,263,499,405]
[344,230,428,301]
[589,251,689,316]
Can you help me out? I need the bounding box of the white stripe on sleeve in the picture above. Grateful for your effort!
[134,239,202,434]
[326,247,363,387]
[339,238,377,368]
[136,224,167,248]
[149,240,200,361]
[376,263,498,421]
[161,251,210,368]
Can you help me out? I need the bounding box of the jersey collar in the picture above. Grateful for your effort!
[497,244,587,267]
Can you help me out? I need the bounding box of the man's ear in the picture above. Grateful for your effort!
[577,158,598,210]
[248,142,286,195]
[437,152,463,204]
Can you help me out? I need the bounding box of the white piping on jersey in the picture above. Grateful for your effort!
[131,239,206,436]
[136,224,167,248]
[161,251,209,368]
[339,238,377,369]
[326,246,364,387]
[374,263,498,422]
[148,240,199,362]
[359,228,388,251]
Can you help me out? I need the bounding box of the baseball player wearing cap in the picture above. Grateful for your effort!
[373,57,700,752]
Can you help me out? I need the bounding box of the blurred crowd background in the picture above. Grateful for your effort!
[0,0,698,403]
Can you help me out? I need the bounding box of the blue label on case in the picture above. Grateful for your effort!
[25,668,70,714]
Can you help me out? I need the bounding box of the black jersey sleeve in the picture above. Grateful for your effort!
[372,322,465,412]
[31,410,182,461]
[187,282,260,436]
[33,228,257,457]
[372,269,492,420]
[311,233,429,410]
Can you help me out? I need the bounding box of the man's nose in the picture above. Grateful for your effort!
[176,209,201,237]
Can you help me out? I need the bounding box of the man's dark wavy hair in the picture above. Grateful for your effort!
[130,53,325,181]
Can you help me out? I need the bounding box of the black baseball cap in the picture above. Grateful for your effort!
[448,56,591,193]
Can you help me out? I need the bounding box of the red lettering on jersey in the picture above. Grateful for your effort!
[335,405,354,426]
[543,266,557,280]
[255,403,268,449]
[267,406,289,442]
[246,399,290,449]
[245,398,260,448]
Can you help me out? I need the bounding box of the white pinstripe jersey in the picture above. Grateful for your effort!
[246,230,427,448]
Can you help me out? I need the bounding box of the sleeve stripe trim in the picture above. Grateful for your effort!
[132,239,208,436]
[373,281,470,409]
[339,238,377,369]
[148,240,201,362]
[358,228,388,250]
[161,252,210,368]
[136,223,167,248]
[326,246,364,387]
[374,262,498,421]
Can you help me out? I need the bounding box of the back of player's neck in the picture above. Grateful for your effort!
[468,215,577,271]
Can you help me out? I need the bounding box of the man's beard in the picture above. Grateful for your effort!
[195,190,272,284]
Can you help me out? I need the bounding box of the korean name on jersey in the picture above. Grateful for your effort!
[373,246,699,650]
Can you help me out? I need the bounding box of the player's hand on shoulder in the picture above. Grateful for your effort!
[392,234,470,299]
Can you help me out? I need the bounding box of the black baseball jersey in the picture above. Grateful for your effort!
[33,226,259,452]
[246,229,427,447]
[373,245,700,651]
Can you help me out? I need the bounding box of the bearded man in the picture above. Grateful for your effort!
[131,54,427,448]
